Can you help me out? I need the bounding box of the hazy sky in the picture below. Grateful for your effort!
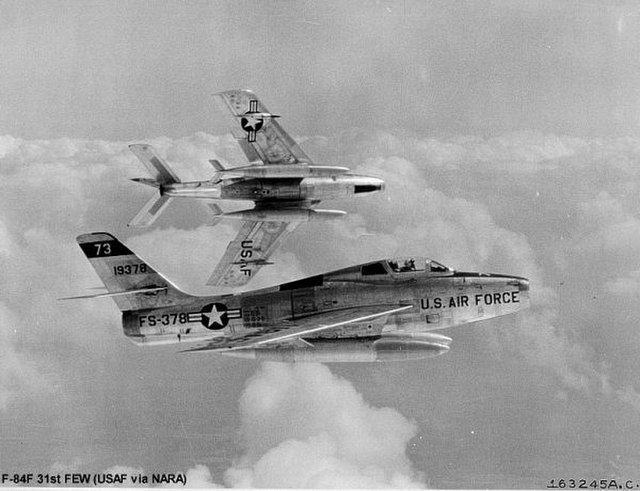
[2,0,640,140]
[2,0,640,488]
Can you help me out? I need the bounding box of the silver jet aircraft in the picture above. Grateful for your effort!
[128,89,385,288]
[68,232,530,362]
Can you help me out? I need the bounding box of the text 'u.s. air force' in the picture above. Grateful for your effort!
[421,291,520,309]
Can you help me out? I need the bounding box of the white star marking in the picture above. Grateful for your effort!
[243,116,262,130]
[202,304,225,328]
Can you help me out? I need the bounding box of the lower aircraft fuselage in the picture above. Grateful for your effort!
[122,269,530,362]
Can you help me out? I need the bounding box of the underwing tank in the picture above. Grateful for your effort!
[219,332,453,363]
[218,207,347,222]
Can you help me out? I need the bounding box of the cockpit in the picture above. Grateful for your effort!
[387,257,452,274]
[360,257,453,276]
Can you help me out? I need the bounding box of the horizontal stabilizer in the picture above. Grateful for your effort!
[128,194,173,227]
[130,178,160,188]
[129,144,181,184]
[59,286,168,300]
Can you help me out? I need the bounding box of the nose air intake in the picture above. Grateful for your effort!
[354,181,385,194]
[355,185,378,193]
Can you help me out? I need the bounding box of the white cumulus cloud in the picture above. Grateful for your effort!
[224,362,425,488]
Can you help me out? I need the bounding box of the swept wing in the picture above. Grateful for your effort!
[182,304,413,352]
[213,89,312,165]
[206,219,298,287]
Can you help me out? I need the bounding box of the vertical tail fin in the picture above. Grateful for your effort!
[76,232,194,311]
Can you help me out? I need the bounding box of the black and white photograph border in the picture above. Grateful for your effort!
[1,1,639,488]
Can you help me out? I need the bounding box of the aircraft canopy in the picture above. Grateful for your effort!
[386,257,452,274]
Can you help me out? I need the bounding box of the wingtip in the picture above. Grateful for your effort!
[129,143,152,152]
[212,88,256,97]
[76,232,117,243]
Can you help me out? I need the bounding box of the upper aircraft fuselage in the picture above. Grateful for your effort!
[127,89,386,235]
[121,257,529,361]
[73,232,530,363]
[160,174,385,202]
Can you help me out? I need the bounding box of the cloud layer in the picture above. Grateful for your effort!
[1,128,640,484]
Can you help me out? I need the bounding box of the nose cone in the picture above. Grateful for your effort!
[354,176,385,194]
[503,274,529,288]
[373,177,385,191]
[512,276,530,309]
[512,277,529,292]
